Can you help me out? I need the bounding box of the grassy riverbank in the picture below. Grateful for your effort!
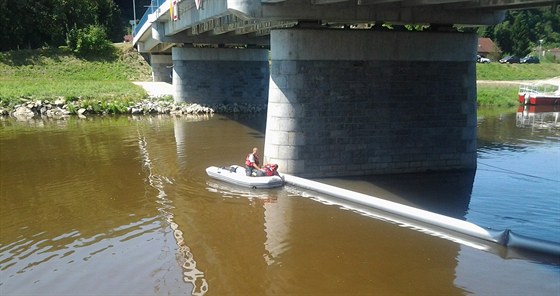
[0,44,152,110]
[476,85,519,107]
[1,45,559,110]
[476,63,560,107]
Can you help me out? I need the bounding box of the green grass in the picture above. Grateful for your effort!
[0,45,152,108]
[475,62,560,107]
[476,84,520,107]
[0,80,143,100]
[476,63,560,81]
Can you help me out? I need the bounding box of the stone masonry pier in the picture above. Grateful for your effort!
[264,29,477,177]
[172,47,269,105]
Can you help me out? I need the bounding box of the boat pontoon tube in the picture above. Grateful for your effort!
[283,174,560,256]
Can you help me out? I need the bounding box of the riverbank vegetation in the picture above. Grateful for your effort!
[475,9,560,59]
[476,85,520,107]
[1,45,559,112]
[0,44,151,110]
[476,63,560,107]
[476,63,560,81]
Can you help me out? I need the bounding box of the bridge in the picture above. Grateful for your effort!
[133,0,557,178]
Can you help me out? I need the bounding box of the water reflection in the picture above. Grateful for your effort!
[202,179,468,295]
[454,245,560,294]
[516,105,560,131]
[0,116,183,295]
[283,184,491,251]
[206,180,278,201]
[1,113,559,296]
[204,181,292,266]
[174,114,214,169]
[141,117,208,295]
[474,108,560,245]
[314,170,475,220]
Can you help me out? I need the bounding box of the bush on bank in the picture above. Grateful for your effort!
[67,25,114,57]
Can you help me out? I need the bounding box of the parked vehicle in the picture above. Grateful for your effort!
[499,56,520,64]
[477,55,491,63]
[520,56,540,64]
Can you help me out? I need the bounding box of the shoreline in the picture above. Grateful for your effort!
[477,76,560,86]
[4,77,558,119]
[0,98,267,120]
[0,81,267,119]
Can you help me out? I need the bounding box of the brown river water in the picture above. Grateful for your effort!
[0,111,558,295]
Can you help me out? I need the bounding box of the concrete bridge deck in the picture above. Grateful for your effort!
[133,0,556,54]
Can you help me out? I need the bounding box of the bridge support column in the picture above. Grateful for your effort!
[171,47,269,104]
[264,29,478,177]
[150,54,172,83]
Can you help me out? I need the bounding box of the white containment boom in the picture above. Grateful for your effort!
[283,174,560,256]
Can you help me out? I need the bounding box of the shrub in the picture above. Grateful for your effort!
[67,25,113,57]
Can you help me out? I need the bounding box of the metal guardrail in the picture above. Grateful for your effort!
[133,0,165,37]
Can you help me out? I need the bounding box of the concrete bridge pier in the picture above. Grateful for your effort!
[150,54,173,83]
[171,47,269,104]
[264,29,478,177]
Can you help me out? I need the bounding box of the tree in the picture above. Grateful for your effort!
[0,0,50,50]
[67,24,114,57]
[480,8,560,57]
[0,0,122,51]
[511,12,531,56]
[494,20,514,55]
[539,9,560,48]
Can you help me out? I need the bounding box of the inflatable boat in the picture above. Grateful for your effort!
[206,165,284,189]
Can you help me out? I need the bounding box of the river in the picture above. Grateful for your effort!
[0,106,559,295]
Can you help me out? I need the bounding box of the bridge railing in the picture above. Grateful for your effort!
[133,0,166,37]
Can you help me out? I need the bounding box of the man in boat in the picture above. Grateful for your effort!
[245,147,261,176]
[256,164,280,177]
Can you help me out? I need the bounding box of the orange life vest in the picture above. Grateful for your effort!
[245,153,259,167]
[262,164,277,176]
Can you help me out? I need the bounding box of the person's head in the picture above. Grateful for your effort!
[252,147,258,154]
[272,164,278,170]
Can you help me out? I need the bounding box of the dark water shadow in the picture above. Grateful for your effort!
[216,112,474,219]
[220,113,267,137]
[314,169,475,220]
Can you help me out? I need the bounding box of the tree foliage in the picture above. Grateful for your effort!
[0,0,122,51]
[483,8,560,57]
[67,25,114,57]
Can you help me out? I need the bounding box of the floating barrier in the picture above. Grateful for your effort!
[283,174,560,257]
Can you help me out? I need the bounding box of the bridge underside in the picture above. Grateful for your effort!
[135,0,519,54]
[135,0,556,54]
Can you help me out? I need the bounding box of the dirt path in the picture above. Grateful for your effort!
[477,76,560,86]
[133,82,174,98]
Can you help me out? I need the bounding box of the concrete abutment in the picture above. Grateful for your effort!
[264,29,478,177]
